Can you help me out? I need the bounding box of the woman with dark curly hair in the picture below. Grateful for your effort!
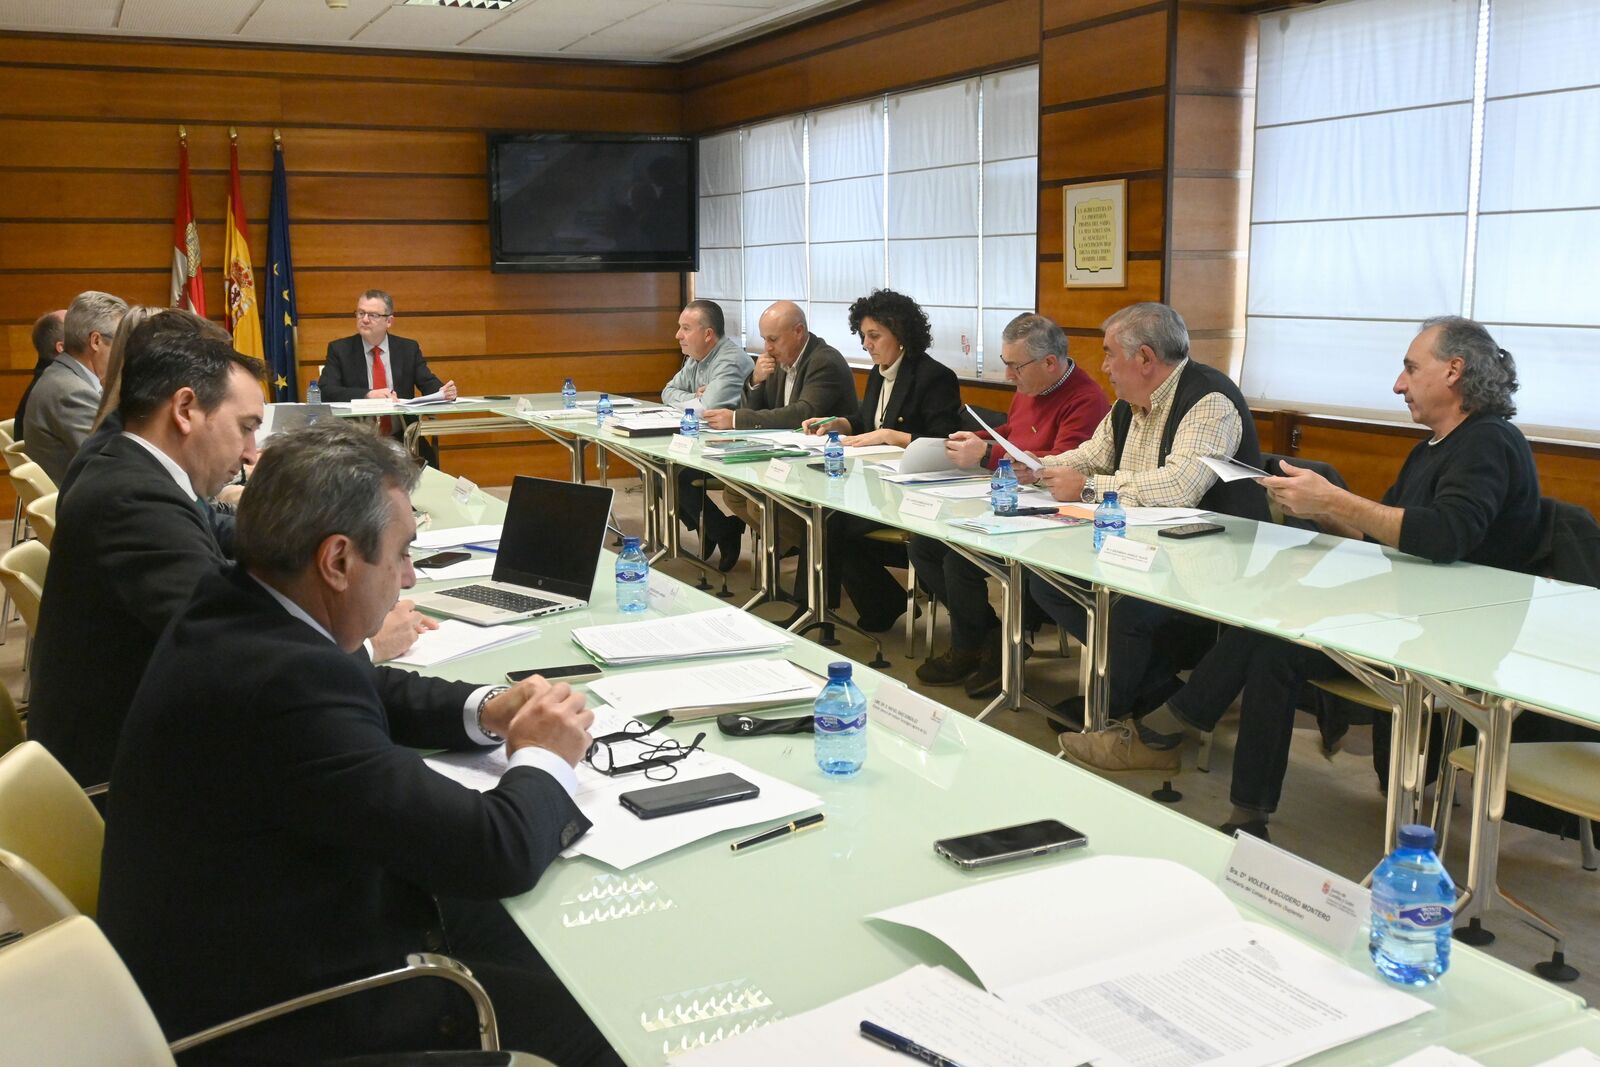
[805,289,962,631]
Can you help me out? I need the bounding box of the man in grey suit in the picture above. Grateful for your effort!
[23,290,126,485]
[703,301,859,558]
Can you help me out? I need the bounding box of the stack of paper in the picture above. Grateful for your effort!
[389,619,533,667]
[868,856,1432,1067]
[575,396,644,408]
[529,408,594,421]
[1056,504,1213,526]
[910,482,1057,505]
[424,705,822,869]
[586,659,821,718]
[570,607,789,665]
[946,512,1089,535]
[412,523,503,550]
[609,413,685,437]
[399,390,470,407]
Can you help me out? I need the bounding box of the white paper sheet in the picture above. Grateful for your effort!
[1199,454,1271,482]
[1001,922,1430,1067]
[389,620,533,667]
[575,396,644,407]
[413,557,497,581]
[913,483,1056,505]
[570,607,789,665]
[870,857,1239,991]
[893,435,962,475]
[1535,1051,1600,1067]
[945,513,1088,536]
[677,965,1100,1067]
[398,390,469,407]
[586,659,820,717]
[1056,504,1214,526]
[1386,1049,1484,1067]
[412,523,503,550]
[965,405,1042,471]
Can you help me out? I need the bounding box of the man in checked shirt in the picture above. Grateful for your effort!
[1025,303,1269,765]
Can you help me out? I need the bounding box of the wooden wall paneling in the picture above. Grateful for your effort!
[1290,420,1424,502]
[1532,448,1600,519]
[1039,96,1167,181]
[1041,11,1168,107]
[1174,5,1257,91]
[1168,175,1247,250]
[1037,259,1164,328]
[291,271,682,317]
[1172,92,1254,173]
[1168,254,1244,333]
[1188,334,1244,376]
[1043,0,1163,32]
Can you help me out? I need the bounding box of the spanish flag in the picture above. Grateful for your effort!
[224,129,264,361]
[170,127,205,316]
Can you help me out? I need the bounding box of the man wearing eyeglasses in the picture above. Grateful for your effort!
[907,313,1109,698]
[321,289,456,463]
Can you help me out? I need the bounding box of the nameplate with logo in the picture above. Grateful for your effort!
[898,494,943,521]
[668,434,697,457]
[1221,833,1369,953]
[765,458,795,481]
[1097,537,1157,573]
[452,476,478,504]
[869,682,949,750]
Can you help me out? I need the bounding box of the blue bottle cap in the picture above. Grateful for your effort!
[827,431,841,442]
[1398,824,1436,850]
[1102,489,1119,505]
[827,661,852,681]
[621,536,640,550]
[997,457,1012,470]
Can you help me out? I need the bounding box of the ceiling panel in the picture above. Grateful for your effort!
[354,4,510,46]
[118,0,261,36]
[241,0,395,43]
[0,0,119,31]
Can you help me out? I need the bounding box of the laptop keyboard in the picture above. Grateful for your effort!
[438,585,559,614]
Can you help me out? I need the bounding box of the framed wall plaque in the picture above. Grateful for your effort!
[1063,179,1127,288]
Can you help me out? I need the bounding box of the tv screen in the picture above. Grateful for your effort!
[488,133,697,273]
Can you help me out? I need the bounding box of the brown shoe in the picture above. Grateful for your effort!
[1058,719,1180,772]
[915,647,981,686]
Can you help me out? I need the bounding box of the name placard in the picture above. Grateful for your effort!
[765,458,794,481]
[1221,833,1370,953]
[452,476,478,504]
[869,682,949,750]
[668,434,697,457]
[1097,537,1157,572]
[515,397,533,414]
[898,494,943,521]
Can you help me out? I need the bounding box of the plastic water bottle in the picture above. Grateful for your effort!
[1370,824,1455,986]
[561,377,577,409]
[824,431,846,478]
[595,393,613,428]
[306,379,320,405]
[614,536,649,613]
[990,458,1018,514]
[680,406,700,437]
[814,662,867,776]
[1093,489,1127,551]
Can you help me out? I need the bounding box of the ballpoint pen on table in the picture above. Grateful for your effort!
[729,812,824,852]
[858,1020,969,1067]
[464,542,499,554]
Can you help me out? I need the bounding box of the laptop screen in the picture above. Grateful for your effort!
[493,476,616,602]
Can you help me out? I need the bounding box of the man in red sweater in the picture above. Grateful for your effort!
[909,313,1109,697]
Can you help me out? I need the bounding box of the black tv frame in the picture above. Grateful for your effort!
[487,131,698,274]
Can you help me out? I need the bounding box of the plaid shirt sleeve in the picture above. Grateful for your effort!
[1040,409,1117,475]
[1104,394,1242,507]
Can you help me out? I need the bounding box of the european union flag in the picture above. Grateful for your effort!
[264,138,299,403]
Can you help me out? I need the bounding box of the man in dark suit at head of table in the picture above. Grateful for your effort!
[319,288,457,465]
[99,420,615,1065]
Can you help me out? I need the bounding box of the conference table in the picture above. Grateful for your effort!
[500,395,1591,864]
[406,470,1591,1067]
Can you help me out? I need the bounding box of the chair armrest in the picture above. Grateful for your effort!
[168,952,499,1055]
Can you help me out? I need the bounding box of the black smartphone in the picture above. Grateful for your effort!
[414,550,472,569]
[1157,522,1226,540]
[934,819,1088,870]
[506,663,603,683]
[619,772,760,820]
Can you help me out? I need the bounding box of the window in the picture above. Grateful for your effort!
[694,67,1039,382]
[1242,0,1600,441]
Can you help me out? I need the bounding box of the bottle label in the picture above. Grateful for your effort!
[1396,904,1452,928]
[815,712,866,733]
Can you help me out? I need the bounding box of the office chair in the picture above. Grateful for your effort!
[0,742,103,918]
[23,492,54,549]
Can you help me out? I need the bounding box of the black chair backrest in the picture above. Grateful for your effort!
[1259,452,1349,530]
[1530,496,1600,589]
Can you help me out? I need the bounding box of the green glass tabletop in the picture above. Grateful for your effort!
[405,471,1585,1067]
[1462,1009,1600,1066]
[1303,589,1600,730]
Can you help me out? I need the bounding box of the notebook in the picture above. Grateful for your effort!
[412,476,614,625]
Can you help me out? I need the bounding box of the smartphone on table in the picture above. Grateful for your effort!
[414,550,472,569]
[506,663,604,683]
[934,819,1088,869]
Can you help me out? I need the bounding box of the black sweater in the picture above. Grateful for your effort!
[1382,413,1540,570]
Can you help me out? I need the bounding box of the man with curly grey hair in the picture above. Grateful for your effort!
[1062,315,1541,843]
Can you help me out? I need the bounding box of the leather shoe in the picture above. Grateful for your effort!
[916,647,981,686]
[963,630,1032,700]
[1058,719,1180,772]
[1219,819,1270,842]
[715,516,745,573]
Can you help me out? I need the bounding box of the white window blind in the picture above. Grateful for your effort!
[696,131,743,342]
[1472,0,1600,436]
[1243,0,1600,440]
[694,67,1039,382]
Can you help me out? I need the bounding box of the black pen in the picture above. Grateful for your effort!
[729,812,824,852]
[1003,506,1063,516]
[858,1020,969,1067]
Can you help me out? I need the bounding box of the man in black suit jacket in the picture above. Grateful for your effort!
[100,422,608,1065]
[321,289,456,465]
[28,317,266,788]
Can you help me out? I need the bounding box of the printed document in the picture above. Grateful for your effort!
[570,607,789,664]
[1199,455,1271,483]
[389,620,532,668]
[677,965,1100,1067]
[965,405,1043,471]
[1056,504,1213,526]
[412,523,503,550]
[869,856,1429,1067]
[586,659,820,718]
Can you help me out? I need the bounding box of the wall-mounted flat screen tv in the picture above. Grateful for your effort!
[488,133,697,273]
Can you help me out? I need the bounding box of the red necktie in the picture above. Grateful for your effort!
[371,345,393,435]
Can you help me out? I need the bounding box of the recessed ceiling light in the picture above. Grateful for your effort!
[401,0,521,8]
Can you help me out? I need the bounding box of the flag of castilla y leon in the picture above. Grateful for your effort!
[170,127,205,317]
[224,129,265,363]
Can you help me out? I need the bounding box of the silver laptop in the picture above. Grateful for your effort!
[413,476,615,625]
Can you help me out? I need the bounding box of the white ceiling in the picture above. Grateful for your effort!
[0,0,858,62]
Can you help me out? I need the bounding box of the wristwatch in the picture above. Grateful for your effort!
[475,686,510,742]
[1080,477,1098,504]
